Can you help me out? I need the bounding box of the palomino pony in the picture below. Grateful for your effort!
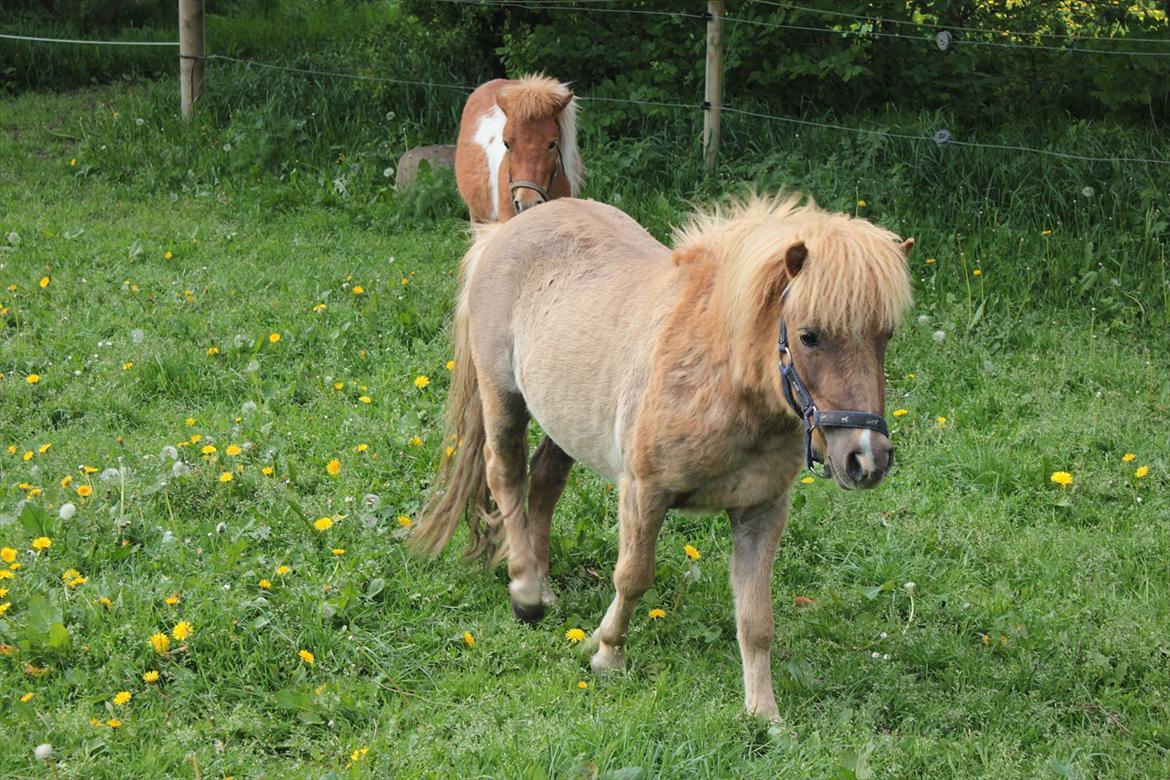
[454,75,583,223]
[413,195,912,719]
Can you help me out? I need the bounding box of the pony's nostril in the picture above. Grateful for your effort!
[845,451,864,482]
[513,200,524,214]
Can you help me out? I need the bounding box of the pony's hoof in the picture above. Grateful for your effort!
[540,581,558,607]
[589,644,625,675]
[511,599,545,625]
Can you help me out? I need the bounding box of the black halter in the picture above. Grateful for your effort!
[507,142,563,205]
[778,320,890,478]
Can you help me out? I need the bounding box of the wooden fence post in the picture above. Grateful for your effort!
[703,0,724,173]
[179,0,205,120]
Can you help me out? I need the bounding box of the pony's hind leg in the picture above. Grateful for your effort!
[728,495,790,721]
[591,477,668,674]
[478,385,542,623]
[527,436,574,605]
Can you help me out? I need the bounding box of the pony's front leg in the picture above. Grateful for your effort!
[728,495,790,721]
[591,477,667,674]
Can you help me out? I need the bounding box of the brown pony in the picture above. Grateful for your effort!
[454,75,582,223]
[413,194,913,720]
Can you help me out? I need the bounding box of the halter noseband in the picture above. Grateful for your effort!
[778,320,890,479]
[507,142,563,206]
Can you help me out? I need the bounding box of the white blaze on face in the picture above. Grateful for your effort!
[473,105,506,221]
[856,429,876,475]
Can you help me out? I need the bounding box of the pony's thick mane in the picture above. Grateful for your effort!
[672,193,911,337]
[499,74,583,196]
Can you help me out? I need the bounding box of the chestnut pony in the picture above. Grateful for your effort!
[413,195,913,720]
[454,75,582,222]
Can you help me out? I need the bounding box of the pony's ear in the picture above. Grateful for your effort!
[784,242,808,278]
[495,91,514,118]
[554,90,575,115]
[899,238,915,256]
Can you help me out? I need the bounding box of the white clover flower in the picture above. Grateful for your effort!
[932,330,946,343]
[917,314,930,325]
[904,581,916,592]
[34,744,53,761]
[59,503,76,521]
[6,231,19,246]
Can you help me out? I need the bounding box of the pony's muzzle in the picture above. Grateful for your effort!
[825,428,893,490]
[512,192,546,214]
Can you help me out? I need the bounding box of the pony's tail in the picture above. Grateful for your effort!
[411,227,505,565]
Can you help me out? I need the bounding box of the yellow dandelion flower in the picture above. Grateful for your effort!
[39,276,51,288]
[20,692,33,703]
[1121,453,1136,462]
[683,544,701,561]
[299,649,315,665]
[98,596,113,609]
[0,602,10,615]
[122,361,134,371]
[800,476,815,485]
[261,466,274,476]
[856,199,867,208]
[331,548,346,556]
[892,409,908,417]
[1135,465,1149,478]
[463,631,475,647]
[972,269,982,277]
[23,450,33,461]
[81,465,98,475]
[164,593,180,605]
[565,628,586,643]
[60,475,73,488]
[0,548,15,563]
[352,285,364,295]
[201,444,217,455]
[577,680,588,689]
[259,579,272,589]
[5,446,14,455]
[27,488,43,498]
[326,459,341,476]
[0,571,14,580]
[77,485,93,498]
[314,517,334,531]
[648,608,665,619]
[269,332,281,343]
[355,443,368,453]
[32,537,52,551]
[149,632,170,654]
[312,303,327,313]
[1041,229,1052,236]
[358,395,372,404]
[1050,471,1073,487]
[218,472,233,483]
[397,515,412,528]
[38,443,51,454]
[333,382,344,391]
[408,435,423,447]
[164,250,173,260]
[185,417,196,426]
[171,621,193,641]
[446,360,456,371]
[143,670,159,683]
[401,277,410,286]
[936,416,948,428]
[106,718,121,728]
[445,446,455,458]
[207,346,220,356]
[225,444,242,456]
[414,375,430,389]
[275,565,291,575]
[67,576,87,588]
[112,691,132,706]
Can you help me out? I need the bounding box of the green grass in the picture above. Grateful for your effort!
[2,85,1169,779]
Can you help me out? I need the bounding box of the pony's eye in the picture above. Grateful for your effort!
[799,331,819,348]
[503,140,511,150]
[547,141,556,151]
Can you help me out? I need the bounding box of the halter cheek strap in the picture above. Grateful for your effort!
[507,143,563,205]
[778,320,890,478]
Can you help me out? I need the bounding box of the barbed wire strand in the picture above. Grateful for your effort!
[205,54,475,92]
[720,106,1170,166]
[427,0,1170,57]
[744,0,1170,46]
[0,32,177,46]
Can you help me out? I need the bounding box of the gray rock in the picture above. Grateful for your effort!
[395,144,456,190]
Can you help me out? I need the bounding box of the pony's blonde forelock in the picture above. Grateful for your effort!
[672,193,911,337]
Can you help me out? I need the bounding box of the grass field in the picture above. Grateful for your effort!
[2,85,1168,779]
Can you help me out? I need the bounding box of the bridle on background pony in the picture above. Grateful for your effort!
[507,141,564,207]
[777,319,890,478]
